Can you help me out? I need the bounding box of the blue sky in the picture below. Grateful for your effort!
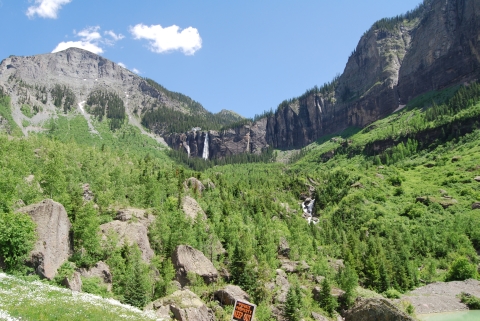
[1,0,421,118]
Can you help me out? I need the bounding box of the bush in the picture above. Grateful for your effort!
[460,292,480,309]
[53,261,76,286]
[82,276,111,298]
[445,257,478,281]
[383,288,402,299]
[0,211,36,271]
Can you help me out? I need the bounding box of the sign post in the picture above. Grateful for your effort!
[231,299,256,321]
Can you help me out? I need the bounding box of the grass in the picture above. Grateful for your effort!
[0,273,164,321]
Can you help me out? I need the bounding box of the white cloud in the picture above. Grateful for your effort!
[26,0,71,19]
[118,62,127,68]
[132,68,140,74]
[105,30,124,42]
[130,24,202,55]
[52,26,123,54]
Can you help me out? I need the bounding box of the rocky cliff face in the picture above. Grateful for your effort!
[166,118,269,159]
[167,0,480,158]
[264,0,480,150]
[398,0,480,101]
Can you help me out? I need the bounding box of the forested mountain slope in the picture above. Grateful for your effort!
[0,78,479,320]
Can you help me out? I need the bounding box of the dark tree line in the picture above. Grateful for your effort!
[86,90,126,131]
[51,84,76,113]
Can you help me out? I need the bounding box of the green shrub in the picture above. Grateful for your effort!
[383,288,402,299]
[0,211,36,271]
[81,276,111,298]
[460,292,480,309]
[445,257,478,281]
[54,261,76,286]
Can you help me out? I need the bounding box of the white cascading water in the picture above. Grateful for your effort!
[184,141,190,158]
[202,132,209,160]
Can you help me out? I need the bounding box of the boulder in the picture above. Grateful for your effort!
[114,208,154,227]
[214,284,250,306]
[100,220,154,262]
[15,199,72,280]
[78,261,112,291]
[172,245,218,287]
[280,259,310,273]
[344,298,414,321]
[62,271,82,292]
[182,196,207,220]
[147,289,215,321]
[183,177,205,194]
[475,176,480,182]
[472,202,480,210]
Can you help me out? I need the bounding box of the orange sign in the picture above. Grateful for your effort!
[232,299,256,321]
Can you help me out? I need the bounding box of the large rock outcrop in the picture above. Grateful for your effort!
[182,196,207,220]
[214,285,250,306]
[171,245,218,287]
[344,298,415,321]
[146,289,215,321]
[15,199,72,280]
[100,220,154,262]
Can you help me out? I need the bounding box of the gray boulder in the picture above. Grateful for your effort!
[182,196,207,220]
[344,298,414,321]
[214,284,250,306]
[100,220,154,262]
[16,199,72,280]
[62,271,82,292]
[183,177,205,194]
[472,202,480,210]
[147,289,215,321]
[172,245,218,287]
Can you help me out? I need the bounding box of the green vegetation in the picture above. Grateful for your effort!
[460,292,480,310]
[0,82,479,319]
[86,90,126,131]
[0,211,36,272]
[51,84,76,113]
[168,145,276,171]
[0,88,22,136]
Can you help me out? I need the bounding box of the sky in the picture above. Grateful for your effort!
[0,0,422,118]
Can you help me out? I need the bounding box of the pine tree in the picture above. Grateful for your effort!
[319,278,338,316]
[285,285,301,321]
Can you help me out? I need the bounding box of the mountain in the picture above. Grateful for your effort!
[0,47,244,138]
[167,0,480,159]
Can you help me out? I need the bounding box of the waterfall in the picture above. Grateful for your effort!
[184,141,190,158]
[202,132,209,160]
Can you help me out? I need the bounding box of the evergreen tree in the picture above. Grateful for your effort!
[319,278,338,317]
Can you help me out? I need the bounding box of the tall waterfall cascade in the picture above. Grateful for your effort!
[202,133,209,160]
[184,141,190,158]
